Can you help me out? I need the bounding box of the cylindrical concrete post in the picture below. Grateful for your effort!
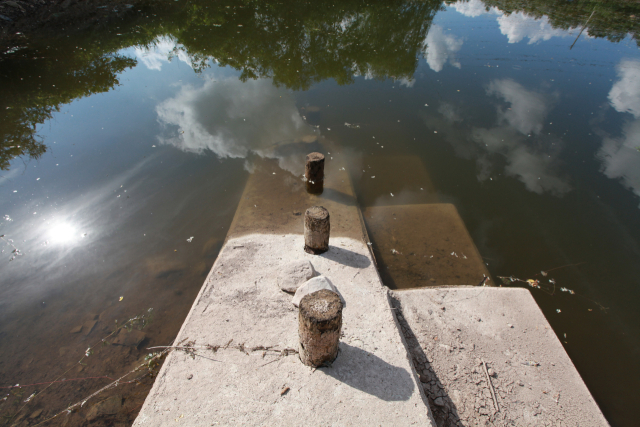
[305,152,324,194]
[298,289,342,367]
[304,206,330,254]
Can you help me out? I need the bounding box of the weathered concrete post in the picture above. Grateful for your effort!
[305,152,324,194]
[298,289,342,367]
[304,206,330,254]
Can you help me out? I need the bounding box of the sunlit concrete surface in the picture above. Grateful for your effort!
[133,234,435,426]
[391,287,609,426]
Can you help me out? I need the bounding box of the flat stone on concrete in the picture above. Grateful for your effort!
[277,259,317,293]
[291,275,340,307]
[134,234,435,427]
[391,287,609,427]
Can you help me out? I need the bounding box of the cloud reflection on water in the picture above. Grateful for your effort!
[452,0,576,44]
[155,78,319,176]
[426,78,570,196]
[597,59,640,206]
[423,25,463,72]
[134,36,194,71]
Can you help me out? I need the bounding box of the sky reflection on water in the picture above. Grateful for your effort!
[2,0,640,425]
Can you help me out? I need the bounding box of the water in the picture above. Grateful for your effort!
[1,0,639,425]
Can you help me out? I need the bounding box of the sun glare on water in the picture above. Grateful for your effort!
[48,222,80,244]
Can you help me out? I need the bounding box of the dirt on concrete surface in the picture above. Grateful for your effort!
[391,287,609,427]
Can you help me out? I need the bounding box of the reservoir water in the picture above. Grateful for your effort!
[1,1,639,425]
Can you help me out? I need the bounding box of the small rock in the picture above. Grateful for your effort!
[112,329,146,347]
[488,368,496,377]
[70,325,83,334]
[187,374,193,380]
[434,397,445,407]
[86,395,122,421]
[30,409,43,419]
[277,260,317,293]
[83,320,97,336]
[292,276,341,307]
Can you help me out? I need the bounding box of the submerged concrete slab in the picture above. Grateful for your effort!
[134,234,435,427]
[363,204,490,289]
[350,155,439,208]
[227,144,365,241]
[391,287,608,427]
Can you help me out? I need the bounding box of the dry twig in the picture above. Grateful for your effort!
[482,360,499,413]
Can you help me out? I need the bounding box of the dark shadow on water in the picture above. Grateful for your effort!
[320,342,414,401]
[320,245,371,269]
[388,295,462,427]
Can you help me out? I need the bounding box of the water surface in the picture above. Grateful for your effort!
[1,0,640,425]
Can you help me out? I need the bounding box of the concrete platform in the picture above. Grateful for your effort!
[391,287,608,427]
[133,234,435,427]
[362,204,490,289]
[134,140,607,426]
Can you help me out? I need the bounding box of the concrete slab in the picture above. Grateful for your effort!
[362,204,490,289]
[227,144,364,241]
[133,234,435,427]
[391,287,608,427]
[350,155,438,207]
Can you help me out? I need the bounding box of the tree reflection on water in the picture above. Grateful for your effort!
[3,0,640,172]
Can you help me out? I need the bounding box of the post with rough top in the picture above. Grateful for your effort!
[305,152,325,194]
[298,289,343,367]
[304,206,330,254]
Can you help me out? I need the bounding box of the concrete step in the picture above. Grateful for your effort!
[391,287,609,426]
[362,203,490,289]
[350,155,438,208]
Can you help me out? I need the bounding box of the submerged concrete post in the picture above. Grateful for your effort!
[304,206,330,254]
[305,152,324,194]
[298,289,342,367]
